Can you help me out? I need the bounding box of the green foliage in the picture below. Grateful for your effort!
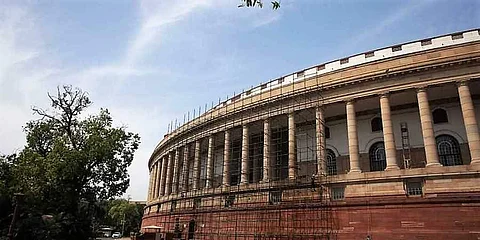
[106,199,143,234]
[238,0,280,10]
[1,85,140,240]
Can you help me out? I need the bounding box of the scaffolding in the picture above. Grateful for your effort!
[147,72,338,240]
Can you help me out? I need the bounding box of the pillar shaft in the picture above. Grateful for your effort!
[458,81,480,164]
[160,155,168,196]
[346,101,361,172]
[288,112,297,179]
[241,125,249,184]
[154,160,161,198]
[172,148,181,194]
[206,135,214,188]
[148,167,154,201]
[151,163,158,199]
[316,106,326,176]
[380,94,399,170]
[417,88,440,166]
[223,130,231,186]
[165,152,174,195]
[181,144,190,192]
[263,119,271,182]
[193,140,201,190]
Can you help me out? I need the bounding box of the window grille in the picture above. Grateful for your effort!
[326,149,337,175]
[269,191,282,205]
[369,142,386,171]
[436,135,462,166]
[406,181,423,196]
[331,187,345,200]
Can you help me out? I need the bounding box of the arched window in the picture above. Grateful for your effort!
[369,142,386,171]
[432,108,448,124]
[326,149,337,175]
[436,135,462,166]
[371,117,383,132]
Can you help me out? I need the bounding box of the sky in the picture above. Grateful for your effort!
[0,0,478,201]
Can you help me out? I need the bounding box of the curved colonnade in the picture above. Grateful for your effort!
[142,29,480,240]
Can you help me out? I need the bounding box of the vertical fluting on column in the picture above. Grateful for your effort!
[206,135,214,188]
[181,144,190,192]
[316,106,326,176]
[151,163,158,199]
[172,148,181,194]
[193,140,201,190]
[165,151,174,195]
[160,155,168,196]
[288,112,297,180]
[346,100,361,172]
[458,81,480,164]
[417,88,440,167]
[241,124,249,185]
[147,167,154,201]
[154,160,162,198]
[262,118,271,182]
[223,130,231,186]
[380,93,399,170]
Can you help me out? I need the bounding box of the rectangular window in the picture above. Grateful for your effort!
[193,198,202,209]
[421,39,432,46]
[269,190,282,205]
[297,71,305,78]
[365,51,375,58]
[225,195,235,208]
[451,33,463,40]
[392,45,402,52]
[260,83,268,89]
[340,58,349,64]
[156,204,161,213]
[170,201,177,212]
[406,181,423,196]
[277,78,284,84]
[317,64,325,71]
[331,187,345,200]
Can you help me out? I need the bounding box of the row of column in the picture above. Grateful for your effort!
[148,81,480,200]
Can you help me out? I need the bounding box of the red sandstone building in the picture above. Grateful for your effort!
[142,29,480,240]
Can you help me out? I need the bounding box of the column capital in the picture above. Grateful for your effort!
[456,79,470,87]
[379,91,390,98]
[415,85,429,93]
[345,98,356,105]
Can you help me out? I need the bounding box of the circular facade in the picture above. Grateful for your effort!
[142,29,480,240]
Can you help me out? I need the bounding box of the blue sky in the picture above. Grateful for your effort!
[0,0,478,200]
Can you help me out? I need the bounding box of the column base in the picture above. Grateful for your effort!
[470,158,480,165]
[385,165,400,170]
[426,162,442,167]
[348,168,361,174]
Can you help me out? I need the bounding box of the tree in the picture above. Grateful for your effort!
[3,85,140,240]
[238,0,280,10]
[106,199,143,235]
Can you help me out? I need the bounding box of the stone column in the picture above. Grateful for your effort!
[172,148,181,194]
[346,100,361,172]
[380,94,399,170]
[223,130,231,186]
[154,160,162,198]
[148,167,154,201]
[151,163,158,199]
[241,124,249,185]
[206,135,214,188]
[160,155,168,196]
[417,88,440,166]
[165,151,175,195]
[288,112,297,180]
[316,106,326,176]
[193,140,201,190]
[458,81,480,164]
[181,144,190,192]
[262,118,271,182]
